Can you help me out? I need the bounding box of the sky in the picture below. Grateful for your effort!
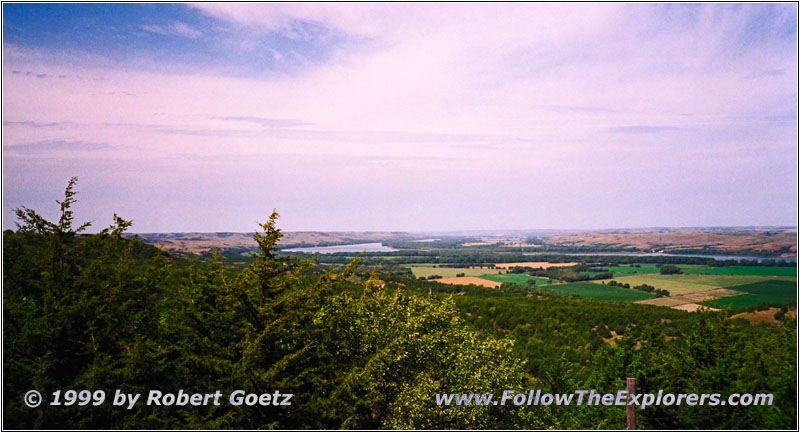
[2,3,798,233]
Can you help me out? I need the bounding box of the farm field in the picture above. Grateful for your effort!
[682,266,797,277]
[599,273,796,295]
[635,288,738,312]
[642,273,793,288]
[478,273,556,286]
[634,297,690,307]
[434,276,500,288]
[494,262,577,269]
[602,264,797,279]
[710,280,796,310]
[604,264,710,276]
[406,265,500,278]
[542,282,655,302]
[598,275,718,295]
[603,265,662,276]
[672,303,719,312]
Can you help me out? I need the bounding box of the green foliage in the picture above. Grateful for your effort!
[659,264,683,275]
[453,293,796,429]
[774,305,789,321]
[4,180,528,429]
[629,283,670,298]
[164,212,530,428]
[454,295,692,377]
[604,265,662,276]
[586,310,796,429]
[4,179,170,429]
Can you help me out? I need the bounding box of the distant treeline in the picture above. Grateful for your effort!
[383,238,472,249]
[495,244,796,258]
[278,250,796,268]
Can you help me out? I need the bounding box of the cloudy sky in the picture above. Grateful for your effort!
[2,3,797,232]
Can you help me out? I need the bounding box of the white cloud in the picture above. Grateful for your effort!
[141,21,202,38]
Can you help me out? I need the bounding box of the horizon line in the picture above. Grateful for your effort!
[123,224,799,235]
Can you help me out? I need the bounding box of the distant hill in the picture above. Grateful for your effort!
[540,229,797,258]
[132,231,429,254]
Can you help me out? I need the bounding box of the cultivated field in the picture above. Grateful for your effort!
[542,282,655,302]
[409,261,796,311]
[479,274,556,286]
[602,274,795,296]
[710,280,796,309]
[644,274,792,287]
[672,303,719,312]
[406,265,501,279]
[598,275,718,295]
[601,265,663,276]
[682,266,798,277]
[494,262,578,269]
[634,297,691,307]
[635,288,739,311]
[434,277,501,288]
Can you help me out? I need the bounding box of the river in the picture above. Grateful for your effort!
[282,242,398,254]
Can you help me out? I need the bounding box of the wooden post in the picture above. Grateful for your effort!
[626,377,636,430]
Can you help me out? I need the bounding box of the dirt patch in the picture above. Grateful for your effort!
[671,303,720,312]
[602,330,623,345]
[732,308,796,325]
[435,277,501,288]
[635,297,688,307]
[680,288,740,303]
[494,262,577,269]
[636,289,740,310]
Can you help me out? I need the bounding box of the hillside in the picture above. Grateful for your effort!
[133,231,428,254]
[541,229,797,257]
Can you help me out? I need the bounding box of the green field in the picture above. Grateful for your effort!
[728,280,797,298]
[646,273,794,287]
[711,295,789,310]
[600,273,796,295]
[602,264,797,278]
[604,265,662,276]
[682,266,797,277]
[603,264,705,276]
[542,282,655,302]
[599,275,717,295]
[406,265,500,278]
[479,273,556,286]
[710,280,796,310]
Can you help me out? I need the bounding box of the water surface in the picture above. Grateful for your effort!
[283,242,398,254]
